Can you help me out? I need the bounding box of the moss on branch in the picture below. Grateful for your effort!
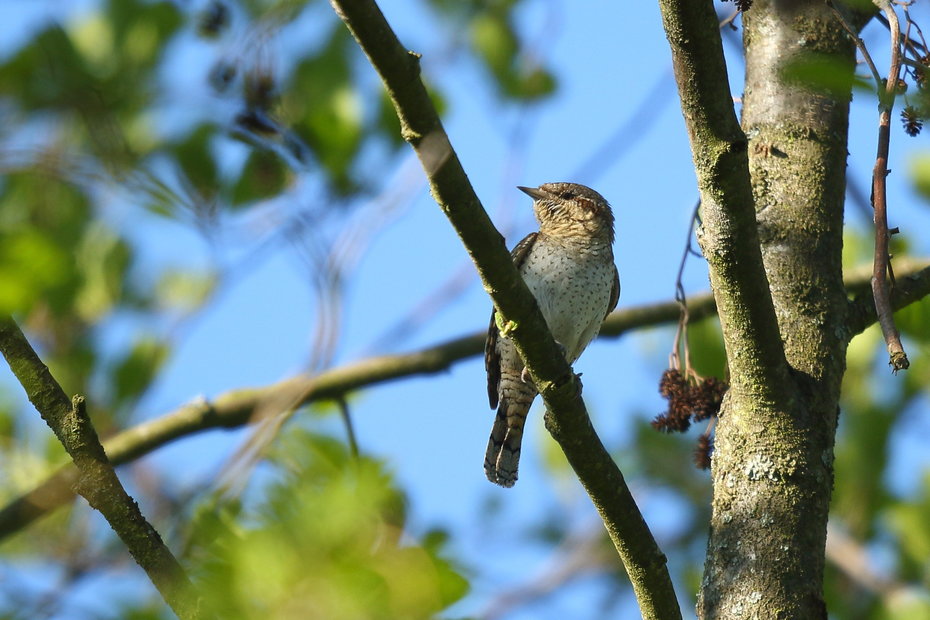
[0,317,203,620]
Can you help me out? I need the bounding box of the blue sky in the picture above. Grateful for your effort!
[3,1,930,618]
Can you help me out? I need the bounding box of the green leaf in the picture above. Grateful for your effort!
[781,52,859,98]
[107,0,183,72]
[686,316,727,380]
[0,230,73,315]
[0,27,89,112]
[75,222,132,321]
[469,9,556,100]
[231,150,291,206]
[189,429,469,619]
[110,337,170,408]
[174,125,220,201]
[288,26,363,194]
[155,269,216,314]
[512,66,557,99]
[910,153,930,201]
[471,13,518,78]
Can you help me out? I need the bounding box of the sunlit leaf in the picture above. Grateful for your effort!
[0,230,73,315]
[155,269,216,314]
[190,429,468,619]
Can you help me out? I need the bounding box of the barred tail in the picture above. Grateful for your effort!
[484,378,536,487]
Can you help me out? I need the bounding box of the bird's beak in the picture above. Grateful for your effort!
[517,185,548,201]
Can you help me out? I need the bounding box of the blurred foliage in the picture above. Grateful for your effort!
[109,336,170,410]
[186,429,468,619]
[0,0,549,412]
[284,25,362,194]
[824,229,930,617]
[0,0,545,616]
[781,51,863,98]
[685,316,727,381]
[911,153,930,200]
[428,0,556,99]
[0,0,928,619]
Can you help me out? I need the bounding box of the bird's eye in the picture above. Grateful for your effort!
[560,191,575,200]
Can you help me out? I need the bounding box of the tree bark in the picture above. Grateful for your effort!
[696,1,855,617]
[0,318,204,619]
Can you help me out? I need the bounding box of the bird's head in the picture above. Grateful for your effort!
[518,182,614,243]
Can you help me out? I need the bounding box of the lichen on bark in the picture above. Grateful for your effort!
[696,0,856,617]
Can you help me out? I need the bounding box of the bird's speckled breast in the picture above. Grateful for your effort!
[518,235,616,362]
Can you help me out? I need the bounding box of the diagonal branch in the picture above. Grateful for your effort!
[657,0,791,406]
[327,2,679,616]
[0,317,204,620]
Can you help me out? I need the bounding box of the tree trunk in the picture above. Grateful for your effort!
[697,1,855,617]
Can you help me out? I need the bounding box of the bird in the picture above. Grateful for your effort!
[484,182,619,487]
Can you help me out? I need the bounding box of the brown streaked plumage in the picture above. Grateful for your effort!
[484,182,619,487]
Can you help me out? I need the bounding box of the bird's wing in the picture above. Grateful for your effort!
[486,232,539,409]
[605,264,620,320]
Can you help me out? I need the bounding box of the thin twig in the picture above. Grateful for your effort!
[900,56,930,72]
[871,0,909,372]
[336,397,359,458]
[875,12,927,57]
[670,199,702,375]
[720,6,741,30]
[898,4,930,87]
[826,0,883,86]
[905,5,928,52]
[0,317,204,619]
